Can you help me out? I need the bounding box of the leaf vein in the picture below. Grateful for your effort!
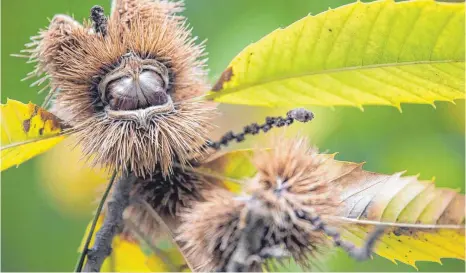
[325,4,358,69]
[361,3,384,66]
[429,10,456,61]
[396,6,425,62]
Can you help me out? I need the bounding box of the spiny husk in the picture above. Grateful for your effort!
[73,101,215,176]
[27,1,207,119]
[22,0,213,176]
[131,163,218,219]
[177,189,244,271]
[250,137,339,218]
[111,0,185,25]
[178,137,341,271]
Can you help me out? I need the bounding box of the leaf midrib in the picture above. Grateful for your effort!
[211,59,463,96]
[329,216,465,229]
[1,131,70,150]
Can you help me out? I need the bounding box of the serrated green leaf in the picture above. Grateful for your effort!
[208,0,465,109]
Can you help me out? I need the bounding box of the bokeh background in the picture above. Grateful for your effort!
[1,0,464,271]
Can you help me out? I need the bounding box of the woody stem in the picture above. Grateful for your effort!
[74,171,117,272]
[82,172,136,272]
[207,108,314,150]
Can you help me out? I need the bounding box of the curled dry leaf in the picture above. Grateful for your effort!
[332,158,465,267]
[1,99,66,171]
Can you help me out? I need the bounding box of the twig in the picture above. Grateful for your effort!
[90,6,108,36]
[74,171,117,272]
[82,172,137,272]
[224,211,266,272]
[302,212,385,261]
[223,211,291,272]
[207,108,314,150]
[223,202,385,272]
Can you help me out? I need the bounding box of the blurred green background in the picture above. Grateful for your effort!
[1,0,464,271]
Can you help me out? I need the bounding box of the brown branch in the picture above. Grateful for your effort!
[74,171,117,272]
[83,172,136,272]
[224,209,290,272]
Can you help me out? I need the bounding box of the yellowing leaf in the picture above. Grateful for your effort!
[201,149,258,193]
[102,237,155,272]
[208,0,465,109]
[123,202,193,272]
[1,99,66,171]
[325,158,465,267]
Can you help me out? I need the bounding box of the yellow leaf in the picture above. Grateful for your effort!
[208,0,465,109]
[102,237,154,272]
[329,160,465,267]
[1,99,66,171]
